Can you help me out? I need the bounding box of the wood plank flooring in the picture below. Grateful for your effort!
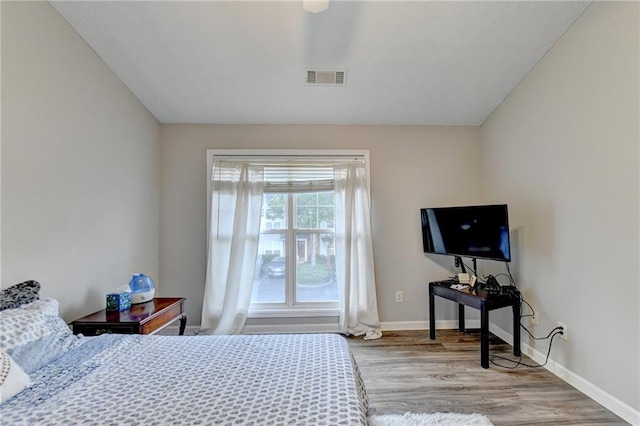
[347,330,627,425]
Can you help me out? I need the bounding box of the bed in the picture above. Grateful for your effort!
[0,287,369,425]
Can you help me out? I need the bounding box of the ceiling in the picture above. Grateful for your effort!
[50,1,591,126]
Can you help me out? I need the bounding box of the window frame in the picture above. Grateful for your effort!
[251,191,338,312]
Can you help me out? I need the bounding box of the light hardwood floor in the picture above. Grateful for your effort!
[347,329,627,425]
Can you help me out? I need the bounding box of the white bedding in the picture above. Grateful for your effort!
[0,333,368,425]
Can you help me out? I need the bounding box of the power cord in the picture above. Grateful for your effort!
[522,325,564,341]
[487,262,565,369]
[501,264,536,324]
[505,261,516,285]
[490,329,563,369]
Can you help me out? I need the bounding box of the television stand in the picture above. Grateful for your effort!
[429,280,521,368]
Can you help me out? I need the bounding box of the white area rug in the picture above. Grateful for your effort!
[368,412,494,426]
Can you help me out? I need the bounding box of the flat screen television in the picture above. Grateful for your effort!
[420,204,511,262]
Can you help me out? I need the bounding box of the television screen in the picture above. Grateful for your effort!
[421,204,511,262]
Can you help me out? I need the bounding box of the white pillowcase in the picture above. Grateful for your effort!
[0,299,60,352]
[0,305,48,352]
[0,298,82,374]
[21,298,60,316]
[0,349,31,403]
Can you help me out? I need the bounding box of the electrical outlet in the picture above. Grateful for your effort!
[557,321,568,340]
[530,312,538,325]
[395,291,404,303]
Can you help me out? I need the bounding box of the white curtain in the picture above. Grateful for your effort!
[200,161,264,335]
[334,162,382,340]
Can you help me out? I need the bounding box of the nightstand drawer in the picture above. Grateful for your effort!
[73,324,138,336]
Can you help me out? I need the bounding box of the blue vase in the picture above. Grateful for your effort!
[128,273,156,304]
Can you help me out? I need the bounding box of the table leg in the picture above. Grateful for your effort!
[179,315,187,335]
[458,304,465,332]
[512,300,521,356]
[480,305,489,368]
[429,285,436,340]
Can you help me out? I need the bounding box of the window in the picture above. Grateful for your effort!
[204,149,379,336]
[252,190,338,309]
[247,160,340,314]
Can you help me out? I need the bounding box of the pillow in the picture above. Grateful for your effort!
[0,349,31,403]
[0,299,82,373]
[9,329,81,374]
[0,301,52,351]
[0,280,40,311]
[21,297,59,316]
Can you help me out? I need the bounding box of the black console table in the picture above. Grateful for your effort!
[429,281,521,368]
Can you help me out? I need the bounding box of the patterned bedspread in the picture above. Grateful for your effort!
[0,333,368,425]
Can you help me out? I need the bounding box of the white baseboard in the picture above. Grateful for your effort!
[242,323,341,334]
[380,320,479,331]
[161,321,638,425]
[163,320,473,336]
[489,323,640,426]
[161,324,342,335]
[168,320,478,335]
[159,325,200,335]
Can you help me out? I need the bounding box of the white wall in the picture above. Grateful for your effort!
[1,1,160,322]
[159,124,481,326]
[481,1,639,416]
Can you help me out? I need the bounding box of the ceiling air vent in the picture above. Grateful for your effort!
[306,69,347,86]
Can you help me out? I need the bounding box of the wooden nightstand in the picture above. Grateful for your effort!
[71,297,187,336]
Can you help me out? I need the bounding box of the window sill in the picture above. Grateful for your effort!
[247,308,340,319]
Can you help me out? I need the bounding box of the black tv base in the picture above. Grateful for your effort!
[429,280,521,368]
